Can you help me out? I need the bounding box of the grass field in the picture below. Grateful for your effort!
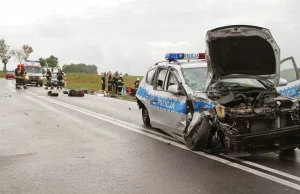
[65,73,143,91]
[0,72,5,78]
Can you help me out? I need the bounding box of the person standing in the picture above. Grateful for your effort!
[112,74,118,94]
[45,68,53,90]
[117,74,124,95]
[107,73,112,93]
[56,68,64,89]
[101,73,106,91]
[14,64,21,89]
[20,64,27,89]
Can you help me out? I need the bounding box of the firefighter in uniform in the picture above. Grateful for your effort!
[45,68,53,90]
[107,73,112,93]
[112,74,118,94]
[133,77,140,96]
[20,64,27,89]
[14,64,22,89]
[101,73,106,91]
[56,69,64,89]
[117,74,124,95]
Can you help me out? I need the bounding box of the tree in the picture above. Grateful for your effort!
[0,39,15,72]
[22,45,33,61]
[14,49,25,64]
[39,58,47,67]
[114,71,119,76]
[45,55,59,72]
[124,73,129,76]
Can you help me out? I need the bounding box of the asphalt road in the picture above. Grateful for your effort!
[1,79,300,194]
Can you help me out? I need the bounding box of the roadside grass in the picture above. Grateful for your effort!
[0,72,5,78]
[63,73,142,101]
[65,73,143,91]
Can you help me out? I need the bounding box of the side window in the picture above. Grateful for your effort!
[280,58,297,82]
[166,70,180,90]
[146,68,156,85]
[156,69,168,90]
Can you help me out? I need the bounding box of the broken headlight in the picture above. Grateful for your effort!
[215,105,225,119]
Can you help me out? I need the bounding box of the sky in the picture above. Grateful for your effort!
[0,0,299,75]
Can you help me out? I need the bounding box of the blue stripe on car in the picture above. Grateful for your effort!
[136,87,213,114]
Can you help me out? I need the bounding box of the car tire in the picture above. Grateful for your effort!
[142,107,151,126]
[185,116,210,151]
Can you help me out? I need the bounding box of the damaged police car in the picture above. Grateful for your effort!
[136,25,300,155]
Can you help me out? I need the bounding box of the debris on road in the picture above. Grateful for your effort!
[24,113,28,115]
[79,155,85,159]
[48,91,59,97]
[63,91,69,94]
[68,89,85,97]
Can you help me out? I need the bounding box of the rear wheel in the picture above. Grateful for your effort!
[142,107,151,126]
[185,116,210,151]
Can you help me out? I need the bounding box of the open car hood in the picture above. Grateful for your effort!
[204,25,280,91]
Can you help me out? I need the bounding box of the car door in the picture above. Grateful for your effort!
[276,56,300,99]
[147,67,187,135]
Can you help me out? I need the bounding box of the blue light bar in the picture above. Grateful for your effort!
[165,53,205,61]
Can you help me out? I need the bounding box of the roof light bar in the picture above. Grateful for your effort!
[165,53,205,61]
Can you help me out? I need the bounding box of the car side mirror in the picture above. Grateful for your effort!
[278,78,288,87]
[168,84,180,94]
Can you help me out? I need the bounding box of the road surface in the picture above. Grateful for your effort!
[1,78,300,194]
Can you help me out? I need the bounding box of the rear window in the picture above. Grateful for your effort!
[24,66,43,73]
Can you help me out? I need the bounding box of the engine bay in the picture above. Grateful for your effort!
[211,90,300,133]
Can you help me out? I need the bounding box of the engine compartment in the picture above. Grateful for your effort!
[213,90,300,133]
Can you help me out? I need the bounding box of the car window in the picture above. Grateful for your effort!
[155,69,167,90]
[146,68,156,85]
[166,70,180,90]
[280,58,297,82]
[24,66,43,73]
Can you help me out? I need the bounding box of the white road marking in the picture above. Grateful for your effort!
[224,155,300,182]
[26,94,300,191]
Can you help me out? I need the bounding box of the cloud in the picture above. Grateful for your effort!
[147,41,191,48]
[1,0,299,75]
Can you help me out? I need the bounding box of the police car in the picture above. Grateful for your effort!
[136,25,300,155]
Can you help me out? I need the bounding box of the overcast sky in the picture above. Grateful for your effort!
[1,0,299,75]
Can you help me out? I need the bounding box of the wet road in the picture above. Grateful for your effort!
[1,79,300,194]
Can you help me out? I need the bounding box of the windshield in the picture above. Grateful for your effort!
[51,74,57,79]
[208,78,266,93]
[182,67,208,92]
[24,66,43,73]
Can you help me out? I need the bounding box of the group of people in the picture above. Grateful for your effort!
[14,64,27,89]
[45,68,65,90]
[101,73,140,96]
[101,73,124,95]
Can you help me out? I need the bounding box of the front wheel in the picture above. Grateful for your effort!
[185,116,210,151]
[142,107,151,126]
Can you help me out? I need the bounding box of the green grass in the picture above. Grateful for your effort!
[63,73,143,102]
[65,73,143,91]
[0,72,5,78]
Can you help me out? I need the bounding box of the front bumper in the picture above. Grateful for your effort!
[25,79,43,85]
[228,125,300,154]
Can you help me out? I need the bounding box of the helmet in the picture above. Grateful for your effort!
[137,78,140,81]
[17,64,21,68]
[21,64,24,68]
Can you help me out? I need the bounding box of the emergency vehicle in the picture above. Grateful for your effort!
[136,25,300,156]
[24,60,44,87]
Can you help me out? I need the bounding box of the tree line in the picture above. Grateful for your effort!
[62,63,98,74]
[1,37,101,74]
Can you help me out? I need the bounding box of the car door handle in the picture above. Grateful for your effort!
[151,98,158,103]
